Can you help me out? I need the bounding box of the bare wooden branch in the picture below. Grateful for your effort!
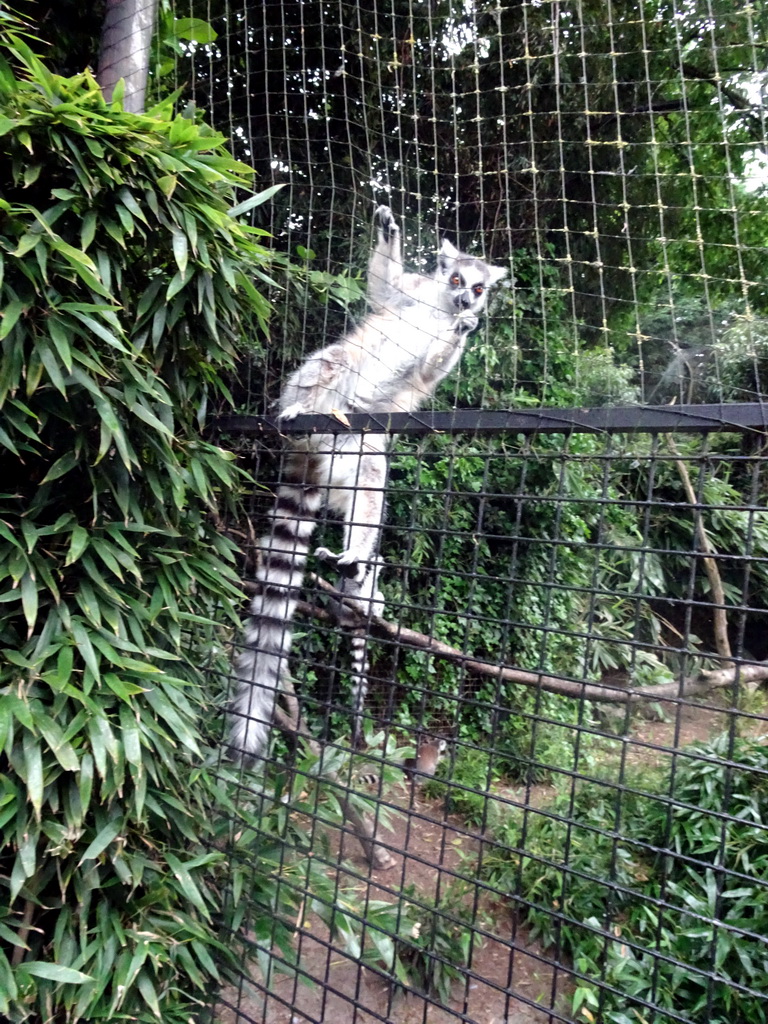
[241,575,766,710]
[11,900,35,968]
[302,575,767,704]
[666,435,732,661]
[273,677,396,871]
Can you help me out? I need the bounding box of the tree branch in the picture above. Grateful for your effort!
[680,62,752,111]
[241,576,767,704]
[666,435,732,662]
[272,675,396,870]
[312,576,766,703]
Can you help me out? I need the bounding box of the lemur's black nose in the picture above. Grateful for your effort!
[457,293,472,310]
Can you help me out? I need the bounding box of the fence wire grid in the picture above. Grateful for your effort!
[209,415,768,1024]
[164,2,768,1023]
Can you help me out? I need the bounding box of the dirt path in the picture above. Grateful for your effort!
[216,769,575,1024]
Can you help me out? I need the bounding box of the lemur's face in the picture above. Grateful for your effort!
[437,240,507,316]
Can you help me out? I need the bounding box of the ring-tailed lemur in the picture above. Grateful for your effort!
[357,736,448,788]
[228,206,506,762]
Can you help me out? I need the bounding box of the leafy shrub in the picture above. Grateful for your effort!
[0,23,327,1022]
[365,881,482,1005]
[421,743,505,827]
[483,733,768,1024]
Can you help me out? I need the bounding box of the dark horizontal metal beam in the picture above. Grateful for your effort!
[212,402,768,438]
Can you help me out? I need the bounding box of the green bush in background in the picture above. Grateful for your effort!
[0,19,281,1021]
[483,733,768,1024]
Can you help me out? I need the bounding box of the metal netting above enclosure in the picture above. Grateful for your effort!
[167,0,768,413]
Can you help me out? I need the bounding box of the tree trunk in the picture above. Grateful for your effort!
[97,0,157,113]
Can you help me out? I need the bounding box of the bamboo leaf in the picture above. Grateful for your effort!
[47,316,73,372]
[157,173,177,198]
[90,538,125,581]
[165,852,211,919]
[68,310,130,353]
[12,232,41,258]
[80,209,97,250]
[172,229,188,274]
[37,341,67,395]
[65,525,89,565]
[105,673,145,701]
[79,819,121,863]
[173,17,218,43]
[23,732,43,820]
[18,831,36,876]
[166,265,193,300]
[36,716,79,772]
[40,450,78,485]
[20,570,38,638]
[0,423,20,456]
[78,753,93,817]
[129,400,175,439]
[23,963,94,984]
[0,949,19,1007]
[228,183,284,218]
[71,621,100,681]
[0,299,24,340]
[135,971,162,1018]
[19,518,38,554]
[118,187,147,224]
[119,705,142,765]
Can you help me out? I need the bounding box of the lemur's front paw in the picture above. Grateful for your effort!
[337,553,366,581]
[375,205,398,242]
[456,312,479,336]
[314,545,339,564]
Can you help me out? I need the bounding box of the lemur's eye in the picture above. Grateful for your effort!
[450,274,461,286]
[473,284,485,296]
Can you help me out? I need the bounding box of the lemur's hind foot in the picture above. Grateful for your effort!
[315,545,364,581]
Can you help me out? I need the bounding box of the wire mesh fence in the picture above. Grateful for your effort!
[161,1,768,1022]
[166,0,768,414]
[211,412,768,1024]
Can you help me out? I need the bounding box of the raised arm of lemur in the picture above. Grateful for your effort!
[228,206,507,762]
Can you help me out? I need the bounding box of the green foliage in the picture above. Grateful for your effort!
[483,733,768,1024]
[170,0,768,351]
[712,316,768,402]
[422,743,504,827]
[373,413,682,780]
[9,1,104,79]
[150,2,219,87]
[364,881,482,1005]
[640,296,768,403]
[0,24,321,1022]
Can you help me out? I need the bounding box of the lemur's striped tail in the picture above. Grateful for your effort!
[336,563,383,749]
[228,478,322,762]
[350,628,371,748]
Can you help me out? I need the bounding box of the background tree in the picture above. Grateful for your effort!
[97,0,159,111]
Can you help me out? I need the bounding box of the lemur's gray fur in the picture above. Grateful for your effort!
[228,206,506,762]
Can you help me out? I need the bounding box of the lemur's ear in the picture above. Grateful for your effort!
[438,238,459,272]
[487,265,508,285]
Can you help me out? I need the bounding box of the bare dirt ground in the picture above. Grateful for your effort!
[214,698,765,1024]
